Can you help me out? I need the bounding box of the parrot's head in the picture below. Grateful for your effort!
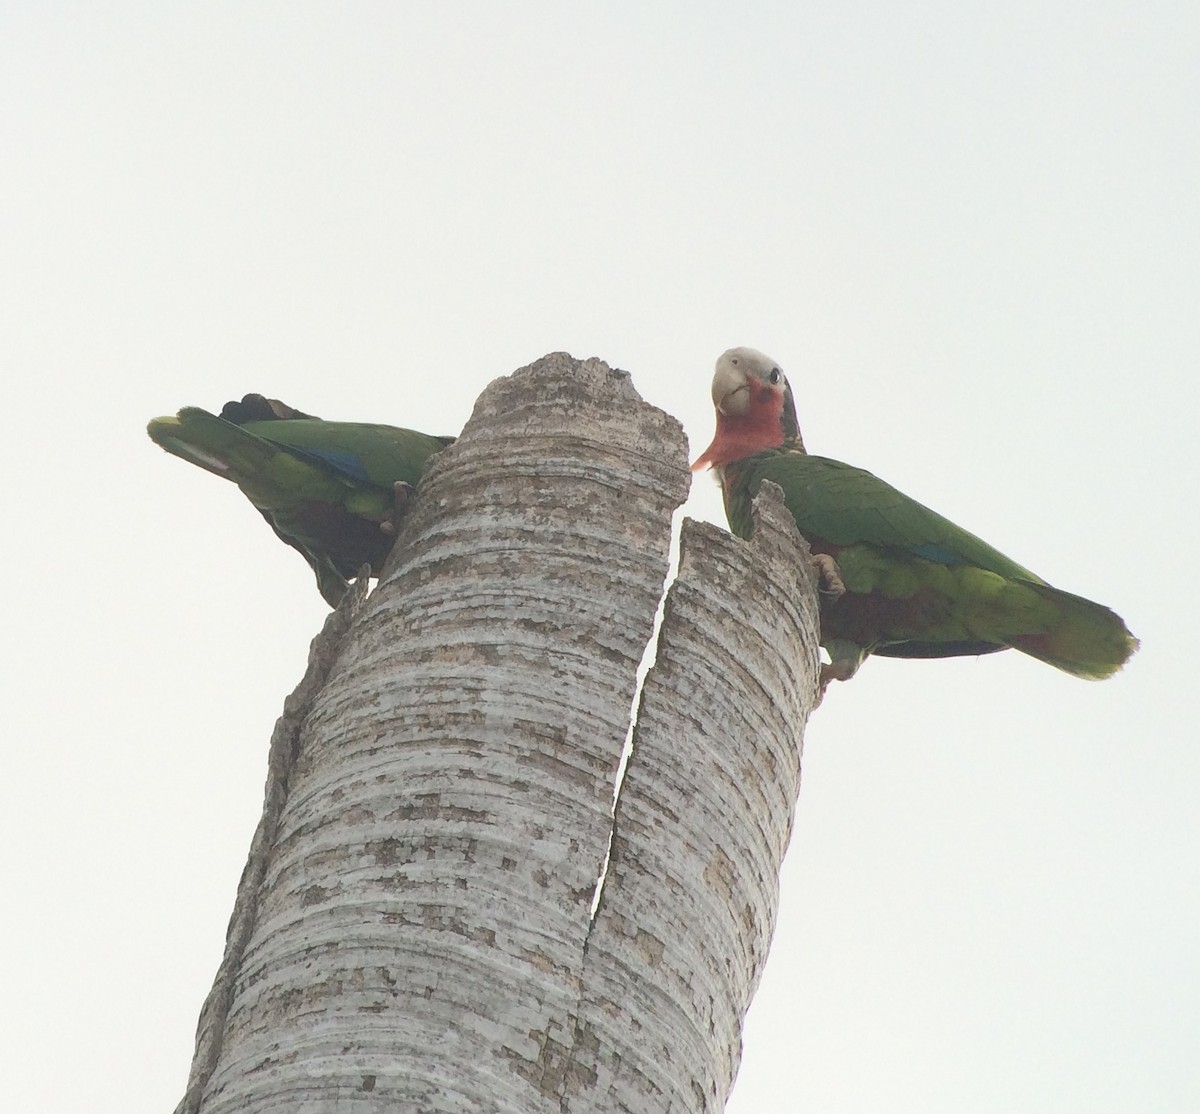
[691,347,802,472]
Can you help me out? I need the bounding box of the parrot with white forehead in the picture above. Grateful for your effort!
[149,394,454,606]
[693,347,1138,693]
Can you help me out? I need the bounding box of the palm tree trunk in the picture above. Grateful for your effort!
[176,353,819,1114]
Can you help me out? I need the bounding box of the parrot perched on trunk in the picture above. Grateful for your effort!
[148,394,454,606]
[693,347,1138,694]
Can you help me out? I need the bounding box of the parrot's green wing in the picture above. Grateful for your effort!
[148,395,453,606]
[724,449,1137,679]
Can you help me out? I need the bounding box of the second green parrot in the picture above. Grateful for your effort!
[693,348,1138,694]
[148,394,453,606]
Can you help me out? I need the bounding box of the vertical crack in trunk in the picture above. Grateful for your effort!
[563,488,820,1112]
[179,355,693,1113]
[588,503,687,925]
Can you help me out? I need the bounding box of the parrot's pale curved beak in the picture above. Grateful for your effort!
[711,362,750,415]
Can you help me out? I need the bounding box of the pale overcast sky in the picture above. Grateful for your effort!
[3,4,1197,1112]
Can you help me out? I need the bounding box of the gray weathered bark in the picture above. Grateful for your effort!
[176,353,819,1114]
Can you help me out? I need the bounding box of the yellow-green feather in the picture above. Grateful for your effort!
[724,448,1137,677]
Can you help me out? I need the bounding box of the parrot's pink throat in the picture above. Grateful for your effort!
[691,393,787,472]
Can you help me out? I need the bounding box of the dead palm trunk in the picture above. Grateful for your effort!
[176,353,820,1114]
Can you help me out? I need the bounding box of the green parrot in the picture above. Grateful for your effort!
[692,347,1138,694]
[148,394,454,606]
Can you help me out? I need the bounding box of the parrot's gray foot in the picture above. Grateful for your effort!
[819,658,859,685]
[380,481,417,536]
[811,552,846,598]
[814,640,866,706]
[814,660,857,708]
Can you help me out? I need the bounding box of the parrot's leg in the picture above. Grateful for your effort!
[811,552,846,598]
[380,481,417,537]
[316,566,350,609]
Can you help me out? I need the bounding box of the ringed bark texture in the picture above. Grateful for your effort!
[191,354,690,1113]
[571,484,820,1111]
[179,358,820,1114]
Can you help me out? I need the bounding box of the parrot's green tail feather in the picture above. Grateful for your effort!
[1010,582,1139,679]
[147,409,283,484]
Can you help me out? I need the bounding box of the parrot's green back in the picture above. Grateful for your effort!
[723,448,1137,679]
[148,395,453,605]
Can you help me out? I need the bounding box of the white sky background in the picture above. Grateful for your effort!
[3,3,1197,1110]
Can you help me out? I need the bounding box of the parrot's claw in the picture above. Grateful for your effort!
[814,660,857,706]
[811,553,846,598]
[813,641,866,707]
[380,481,417,536]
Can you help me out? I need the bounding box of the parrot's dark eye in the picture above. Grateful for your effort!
[768,367,782,385]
